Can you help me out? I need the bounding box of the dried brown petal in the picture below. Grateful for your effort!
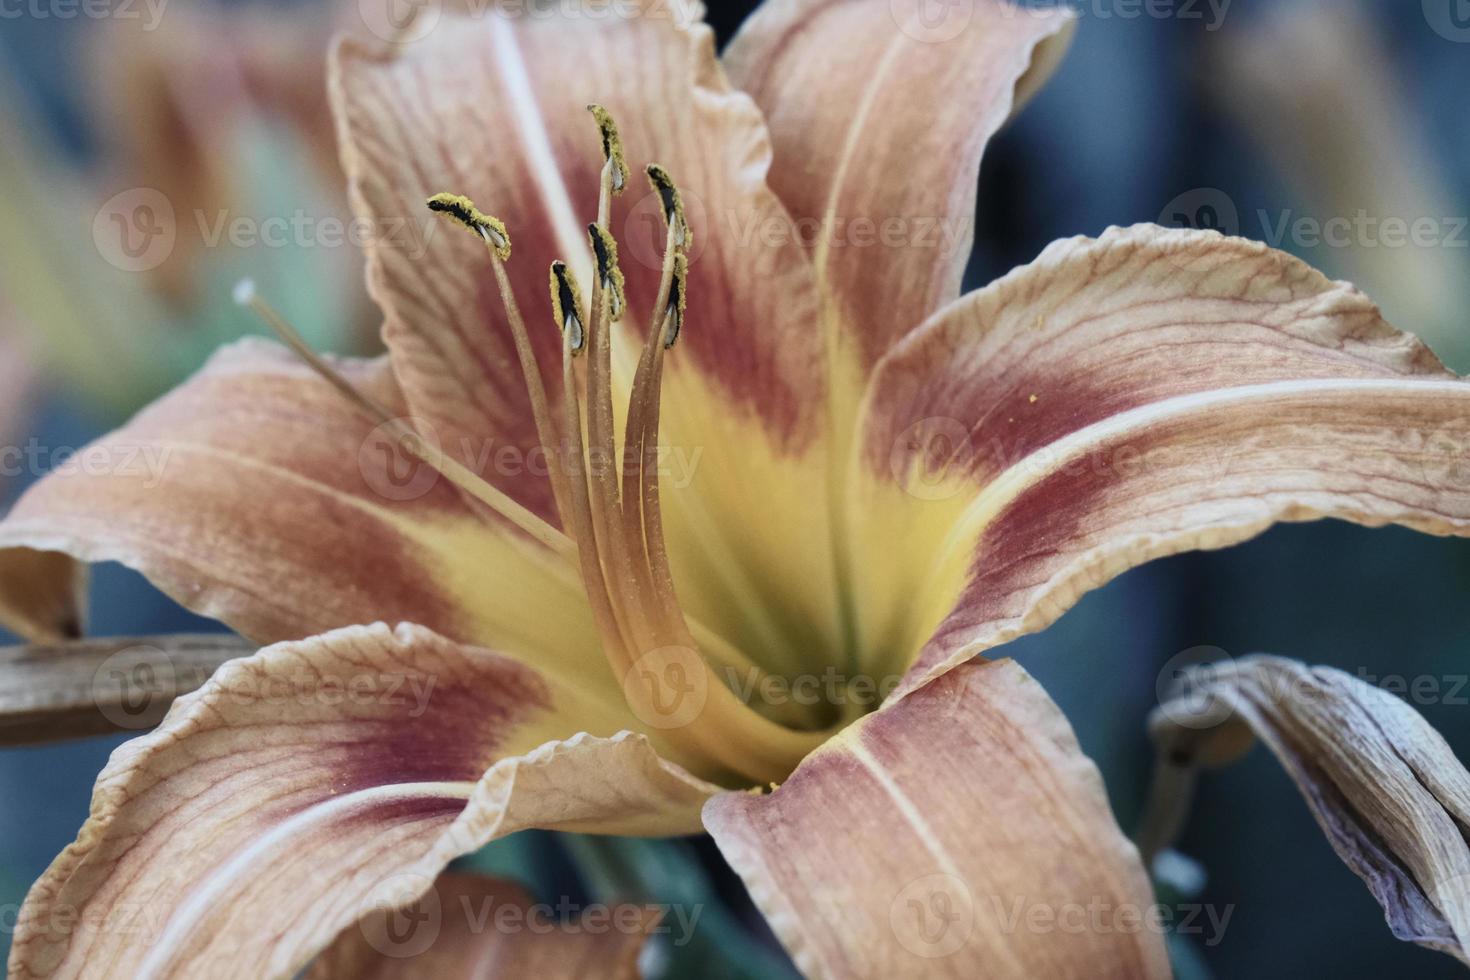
[1149,655,1470,965]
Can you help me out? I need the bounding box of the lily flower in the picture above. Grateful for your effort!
[2,1,1469,976]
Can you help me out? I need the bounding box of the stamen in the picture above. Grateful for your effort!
[602,261,832,776]
[587,223,625,321]
[549,261,587,354]
[646,164,691,249]
[586,104,628,195]
[426,195,574,532]
[407,147,831,781]
[425,193,510,258]
[617,216,681,586]
[233,279,571,557]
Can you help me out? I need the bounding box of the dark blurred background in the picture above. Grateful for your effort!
[2,1,1469,977]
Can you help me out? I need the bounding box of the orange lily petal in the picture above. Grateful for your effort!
[704,657,1169,979]
[725,0,1075,376]
[7,623,715,979]
[308,872,655,979]
[849,225,1470,694]
[0,339,475,644]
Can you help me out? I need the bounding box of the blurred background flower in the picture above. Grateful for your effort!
[2,0,1468,977]
[0,317,39,494]
[0,0,372,424]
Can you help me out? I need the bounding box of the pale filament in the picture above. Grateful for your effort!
[233,280,571,559]
[481,238,575,532]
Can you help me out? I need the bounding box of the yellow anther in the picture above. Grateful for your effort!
[587,223,626,321]
[549,261,587,354]
[587,104,629,194]
[426,192,511,259]
[645,164,691,250]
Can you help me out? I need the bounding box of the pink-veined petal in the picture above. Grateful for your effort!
[7,623,715,980]
[0,339,645,721]
[725,0,1075,377]
[704,657,1169,980]
[0,338,475,644]
[850,225,1470,695]
[329,2,825,501]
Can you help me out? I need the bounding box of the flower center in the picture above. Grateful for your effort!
[242,107,832,785]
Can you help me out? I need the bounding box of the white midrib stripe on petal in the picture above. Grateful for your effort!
[489,15,592,281]
[932,375,1470,574]
[135,781,475,980]
[844,737,1029,977]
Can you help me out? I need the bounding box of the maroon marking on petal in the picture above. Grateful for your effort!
[338,793,469,828]
[862,228,1452,491]
[331,649,554,792]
